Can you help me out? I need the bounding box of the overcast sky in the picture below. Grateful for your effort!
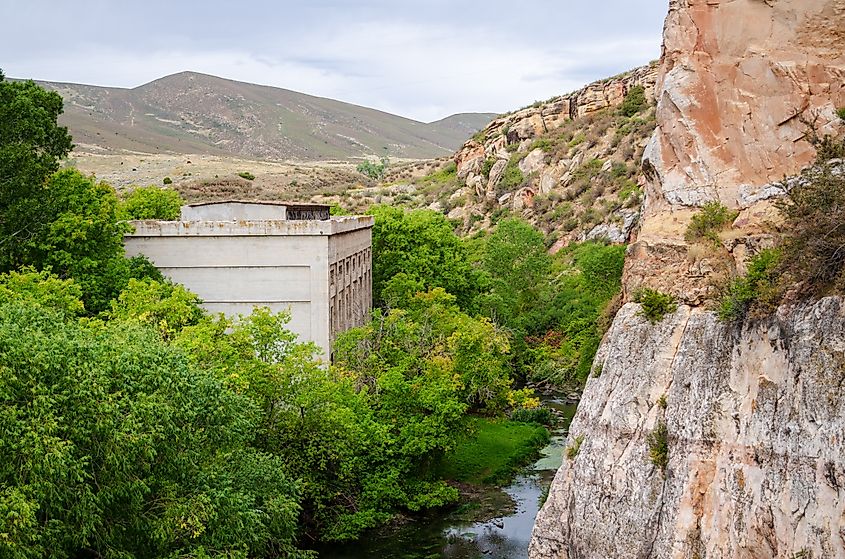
[2,1,667,122]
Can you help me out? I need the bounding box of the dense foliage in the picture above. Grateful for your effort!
[1,75,633,556]
[0,277,307,559]
[368,205,485,310]
[118,185,185,220]
[0,71,73,271]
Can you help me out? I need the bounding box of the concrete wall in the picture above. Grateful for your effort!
[124,216,374,361]
[328,226,372,346]
[181,201,287,221]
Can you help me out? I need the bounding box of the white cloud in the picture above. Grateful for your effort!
[1,0,666,121]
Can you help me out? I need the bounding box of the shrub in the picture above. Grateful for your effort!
[119,185,184,220]
[838,107,845,122]
[647,421,669,471]
[718,248,782,322]
[510,406,552,425]
[481,157,497,179]
[238,171,255,181]
[162,176,172,185]
[685,201,738,244]
[619,85,647,117]
[529,138,554,152]
[500,154,526,191]
[776,140,845,294]
[633,288,677,324]
[565,435,584,459]
[657,394,668,409]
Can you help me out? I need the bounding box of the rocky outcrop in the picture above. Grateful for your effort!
[633,0,845,303]
[530,1,845,557]
[455,64,659,178]
[530,299,845,559]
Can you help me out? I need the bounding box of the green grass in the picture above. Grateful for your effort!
[437,418,549,485]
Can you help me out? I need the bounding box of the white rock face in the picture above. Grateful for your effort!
[530,300,845,558]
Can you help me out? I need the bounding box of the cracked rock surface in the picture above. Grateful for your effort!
[529,301,845,558]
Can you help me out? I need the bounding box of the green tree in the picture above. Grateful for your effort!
[478,218,551,330]
[0,71,73,270]
[26,169,132,313]
[118,185,184,220]
[368,205,485,310]
[0,298,306,559]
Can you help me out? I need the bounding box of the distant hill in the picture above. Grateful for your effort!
[33,72,495,161]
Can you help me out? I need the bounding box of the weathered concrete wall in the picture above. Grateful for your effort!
[181,201,288,221]
[328,226,372,346]
[124,216,373,360]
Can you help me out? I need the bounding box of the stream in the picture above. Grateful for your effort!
[317,397,578,559]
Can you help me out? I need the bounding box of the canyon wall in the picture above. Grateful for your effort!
[531,300,845,558]
[630,0,845,304]
[530,0,845,557]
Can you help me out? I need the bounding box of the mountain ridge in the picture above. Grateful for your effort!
[29,71,495,161]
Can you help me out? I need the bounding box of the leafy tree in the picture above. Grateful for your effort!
[118,185,184,220]
[0,267,85,316]
[356,156,388,180]
[368,205,485,310]
[477,218,551,330]
[0,71,73,270]
[0,298,307,558]
[107,277,206,340]
[25,169,132,313]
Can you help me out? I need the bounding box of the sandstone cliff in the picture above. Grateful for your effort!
[531,300,845,558]
[631,0,845,303]
[530,0,845,557]
[347,64,661,247]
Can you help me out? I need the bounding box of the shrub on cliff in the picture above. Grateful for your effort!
[633,288,677,324]
[718,248,782,322]
[775,135,845,295]
[618,85,647,117]
[647,421,669,471]
[685,201,738,244]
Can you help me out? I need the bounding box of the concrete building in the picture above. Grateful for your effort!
[124,201,374,360]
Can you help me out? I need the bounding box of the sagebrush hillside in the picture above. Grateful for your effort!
[315,63,660,249]
[36,71,495,161]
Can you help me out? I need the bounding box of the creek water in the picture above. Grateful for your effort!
[317,397,578,559]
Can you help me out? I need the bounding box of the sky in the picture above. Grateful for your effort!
[1,1,667,123]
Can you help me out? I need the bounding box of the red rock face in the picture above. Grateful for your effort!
[643,0,845,213]
[627,0,845,303]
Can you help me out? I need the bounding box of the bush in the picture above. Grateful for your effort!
[500,153,526,191]
[618,85,647,118]
[647,421,669,471]
[685,201,738,244]
[510,406,553,425]
[238,171,255,180]
[718,248,782,322]
[481,157,497,179]
[162,176,172,185]
[776,141,845,294]
[633,288,677,324]
[119,185,184,220]
[357,157,389,181]
[565,435,584,459]
[838,107,845,122]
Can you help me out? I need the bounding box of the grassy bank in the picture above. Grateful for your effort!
[437,417,550,485]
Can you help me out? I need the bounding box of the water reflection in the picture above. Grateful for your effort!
[317,399,577,559]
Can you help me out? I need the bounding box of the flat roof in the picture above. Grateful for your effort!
[125,215,374,237]
[185,200,330,210]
